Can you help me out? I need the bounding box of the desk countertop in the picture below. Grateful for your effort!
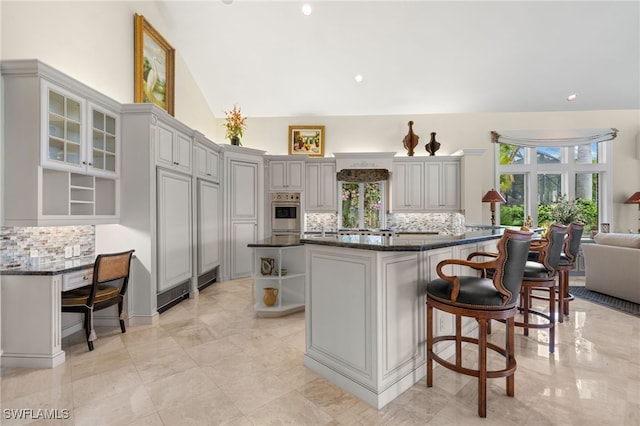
[0,256,95,276]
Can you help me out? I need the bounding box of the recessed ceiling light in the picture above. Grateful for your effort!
[221,0,233,4]
[302,4,312,15]
[567,94,577,101]
[355,74,363,83]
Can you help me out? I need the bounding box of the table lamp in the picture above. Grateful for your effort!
[482,188,506,226]
[624,191,640,233]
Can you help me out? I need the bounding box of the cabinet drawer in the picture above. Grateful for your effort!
[62,268,93,292]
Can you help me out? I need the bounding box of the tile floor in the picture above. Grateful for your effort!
[1,276,639,425]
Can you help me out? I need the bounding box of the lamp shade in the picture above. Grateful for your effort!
[624,192,640,204]
[482,189,506,204]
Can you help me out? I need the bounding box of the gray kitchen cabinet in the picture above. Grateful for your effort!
[424,159,460,210]
[391,157,460,212]
[155,120,192,174]
[392,161,424,212]
[119,103,197,320]
[305,159,337,213]
[1,59,120,226]
[156,168,193,293]
[197,179,221,277]
[223,146,266,280]
[194,133,220,182]
[268,158,304,191]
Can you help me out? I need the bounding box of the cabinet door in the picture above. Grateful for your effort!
[319,162,337,211]
[269,161,287,190]
[392,162,423,211]
[157,169,193,292]
[286,161,304,190]
[194,145,209,178]
[231,221,257,278]
[174,131,193,174]
[41,82,86,173]
[305,163,321,210]
[424,163,442,209]
[231,160,258,220]
[441,162,460,210]
[306,162,337,212]
[207,149,220,182]
[88,103,118,178]
[198,180,220,274]
[425,161,460,210]
[155,122,175,168]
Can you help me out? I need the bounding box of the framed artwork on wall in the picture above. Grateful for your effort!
[288,125,325,157]
[134,13,175,116]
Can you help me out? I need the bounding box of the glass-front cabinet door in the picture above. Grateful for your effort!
[44,84,84,170]
[90,104,118,176]
[41,81,119,178]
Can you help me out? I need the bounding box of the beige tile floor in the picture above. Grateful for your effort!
[1,276,639,425]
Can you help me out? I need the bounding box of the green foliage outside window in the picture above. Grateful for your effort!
[341,182,382,229]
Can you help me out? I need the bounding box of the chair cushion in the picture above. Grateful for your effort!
[427,276,509,307]
[61,284,120,307]
[594,233,640,249]
[523,261,552,279]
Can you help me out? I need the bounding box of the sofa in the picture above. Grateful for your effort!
[583,233,640,304]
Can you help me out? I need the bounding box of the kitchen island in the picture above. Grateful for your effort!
[299,229,504,408]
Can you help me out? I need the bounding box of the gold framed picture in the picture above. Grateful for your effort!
[134,14,175,116]
[288,125,325,157]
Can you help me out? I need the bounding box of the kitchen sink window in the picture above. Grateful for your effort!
[340,181,385,229]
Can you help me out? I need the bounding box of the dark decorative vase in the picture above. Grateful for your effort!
[425,132,441,156]
[402,121,419,157]
[230,136,240,146]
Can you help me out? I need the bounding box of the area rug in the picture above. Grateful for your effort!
[569,286,640,317]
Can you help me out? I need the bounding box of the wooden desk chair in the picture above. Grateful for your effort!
[557,222,584,322]
[61,250,134,351]
[426,229,532,417]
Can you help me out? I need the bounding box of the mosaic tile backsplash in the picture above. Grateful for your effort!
[0,226,95,269]
[305,212,466,234]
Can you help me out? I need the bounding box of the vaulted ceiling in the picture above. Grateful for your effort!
[157,1,640,118]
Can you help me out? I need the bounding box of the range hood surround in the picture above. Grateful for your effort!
[333,152,397,173]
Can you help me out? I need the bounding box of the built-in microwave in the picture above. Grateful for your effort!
[271,192,301,234]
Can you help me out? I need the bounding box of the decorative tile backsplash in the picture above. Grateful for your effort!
[0,226,95,269]
[305,212,466,234]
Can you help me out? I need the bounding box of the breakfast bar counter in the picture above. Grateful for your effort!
[298,230,504,409]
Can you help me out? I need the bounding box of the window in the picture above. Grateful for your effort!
[496,142,610,232]
[340,181,385,229]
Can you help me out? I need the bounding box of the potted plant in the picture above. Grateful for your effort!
[549,194,584,224]
[223,104,247,146]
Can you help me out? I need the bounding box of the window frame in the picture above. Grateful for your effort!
[338,180,387,229]
[494,141,612,227]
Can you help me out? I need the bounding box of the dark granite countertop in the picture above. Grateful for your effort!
[248,235,305,248]
[300,229,505,252]
[0,256,96,276]
[249,229,507,251]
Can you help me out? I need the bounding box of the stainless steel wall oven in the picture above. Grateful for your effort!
[271,192,301,235]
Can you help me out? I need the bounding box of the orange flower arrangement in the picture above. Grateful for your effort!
[223,104,247,144]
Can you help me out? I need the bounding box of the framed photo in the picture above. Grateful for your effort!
[288,125,325,157]
[134,14,175,116]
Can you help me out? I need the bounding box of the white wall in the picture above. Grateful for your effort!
[0,0,218,138]
[1,1,639,231]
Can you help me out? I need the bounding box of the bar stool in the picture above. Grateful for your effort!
[557,222,584,322]
[469,224,567,353]
[520,223,567,353]
[426,229,532,417]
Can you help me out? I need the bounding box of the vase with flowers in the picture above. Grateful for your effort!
[223,104,247,146]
